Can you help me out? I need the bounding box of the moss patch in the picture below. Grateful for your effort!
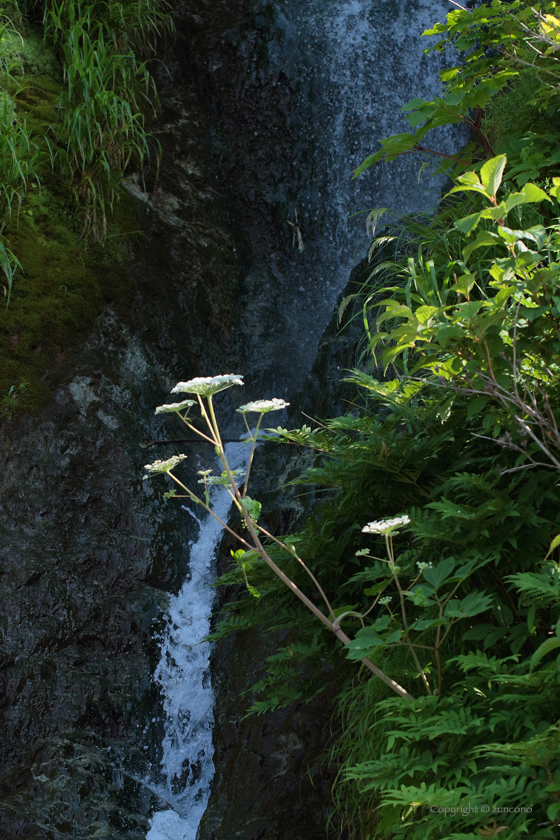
[1,188,140,414]
[0,69,141,415]
[1,24,61,80]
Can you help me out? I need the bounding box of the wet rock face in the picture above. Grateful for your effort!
[0,317,198,838]
[199,625,339,840]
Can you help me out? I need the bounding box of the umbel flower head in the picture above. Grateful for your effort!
[155,399,196,414]
[171,375,244,397]
[144,454,187,475]
[237,398,290,414]
[362,515,410,535]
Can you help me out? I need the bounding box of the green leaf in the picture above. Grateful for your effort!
[466,395,490,420]
[480,154,507,198]
[544,533,560,561]
[240,496,262,521]
[453,273,476,296]
[455,211,483,235]
[530,636,560,670]
[463,623,495,641]
[462,231,501,261]
[353,152,382,179]
[423,558,455,590]
[446,592,493,619]
[408,585,436,607]
[505,182,552,212]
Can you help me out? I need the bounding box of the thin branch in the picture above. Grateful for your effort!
[256,522,335,618]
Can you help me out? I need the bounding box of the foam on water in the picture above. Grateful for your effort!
[146,443,247,840]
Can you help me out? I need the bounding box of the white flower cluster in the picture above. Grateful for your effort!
[155,399,196,414]
[379,596,393,605]
[144,454,187,474]
[416,561,433,572]
[362,515,411,535]
[171,374,243,397]
[237,398,290,415]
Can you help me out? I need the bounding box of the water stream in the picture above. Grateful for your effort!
[146,444,248,840]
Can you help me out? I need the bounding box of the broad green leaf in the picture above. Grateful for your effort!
[463,231,501,261]
[371,614,391,632]
[354,152,382,179]
[463,623,495,641]
[505,183,552,213]
[412,617,448,632]
[455,211,483,235]
[423,558,455,590]
[415,305,439,325]
[466,395,490,419]
[364,581,390,596]
[401,97,431,111]
[408,585,436,607]
[480,154,507,198]
[457,171,483,188]
[530,636,560,670]
[446,592,493,619]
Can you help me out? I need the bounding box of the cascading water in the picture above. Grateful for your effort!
[146,1,462,837]
[146,444,248,840]
[240,0,463,394]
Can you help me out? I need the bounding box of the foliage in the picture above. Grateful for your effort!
[26,0,172,241]
[0,11,42,304]
[203,6,560,837]
[367,155,560,473]
[42,0,173,239]
[354,0,560,186]
[0,0,173,308]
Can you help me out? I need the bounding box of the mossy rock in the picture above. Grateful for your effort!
[0,177,141,414]
[1,24,61,80]
[0,52,142,417]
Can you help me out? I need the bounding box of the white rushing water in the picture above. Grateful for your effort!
[146,443,247,840]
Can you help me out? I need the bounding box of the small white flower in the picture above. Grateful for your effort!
[171,375,243,397]
[155,399,196,414]
[379,596,392,605]
[362,515,411,535]
[237,398,290,414]
[416,561,432,571]
[144,454,187,474]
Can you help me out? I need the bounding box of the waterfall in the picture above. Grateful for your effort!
[244,0,462,393]
[146,444,248,840]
